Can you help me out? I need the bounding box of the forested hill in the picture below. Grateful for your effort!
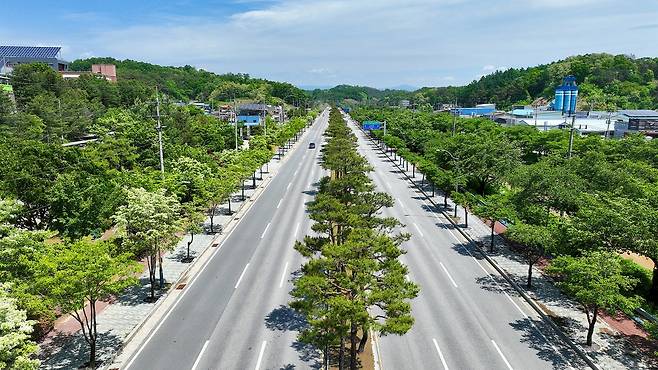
[310,84,410,105]
[314,54,658,110]
[69,57,308,103]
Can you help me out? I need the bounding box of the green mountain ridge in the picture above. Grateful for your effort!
[69,57,309,105]
[312,53,658,110]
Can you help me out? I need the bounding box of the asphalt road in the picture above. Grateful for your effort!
[124,108,582,370]
[123,108,330,370]
[345,112,583,370]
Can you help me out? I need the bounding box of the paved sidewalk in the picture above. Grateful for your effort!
[38,122,316,370]
[357,123,655,370]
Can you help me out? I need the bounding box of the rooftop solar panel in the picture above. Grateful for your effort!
[0,46,61,59]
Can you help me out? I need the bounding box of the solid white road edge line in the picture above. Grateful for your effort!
[504,292,527,317]
[413,223,424,238]
[235,263,250,289]
[439,262,458,288]
[190,340,209,370]
[123,227,233,369]
[294,222,300,238]
[286,182,292,191]
[432,338,449,370]
[279,262,289,288]
[277,199,283,209]
[260,222,271,239]
[491,340,514,370]
[254,340,267,370]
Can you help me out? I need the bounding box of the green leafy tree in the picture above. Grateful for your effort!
[474,193,515,252]
[35,238,139,368]
[546,251,640,346]
[0,284,39,370]
[113,188,181,300]
[505,223,553,288]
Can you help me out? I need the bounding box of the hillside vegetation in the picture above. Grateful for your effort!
[316,54,658,110]
[0,60,317,360]
[69,57,309,105]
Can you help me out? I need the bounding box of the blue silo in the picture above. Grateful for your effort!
[554,89,564,111]
[554,75,578,115]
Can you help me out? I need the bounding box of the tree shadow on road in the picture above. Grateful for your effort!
[265,305,307,332]
[39,329,123,370]
[509,317,584,369]
[264,305,322,369]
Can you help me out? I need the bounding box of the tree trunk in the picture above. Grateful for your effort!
[186,232,194,260]
[338,336,344,370]
[350,322,358,370]
[148,254,156,299]
[490,222,495,252]
[260,166,263,180]
[158,252,165,289]
[454,203,458,218]
[586,306,598,346]
[90,300,97,369]
[241,181,245,201]
[527,262,533,289]
[358,330,368,353]
[412,164,415,178]
[252,172,256,188]
[444,194,448,207]
[650,263,658,304]
[209,206,216,233]
[89,339,96,369]
[432,183,435,197]
[228,198,232,214]
[464,208,468,227]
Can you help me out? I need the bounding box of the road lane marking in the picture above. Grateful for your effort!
[277,199,283,209]
[439,262,458,288]
[504,292,527,317]
[294,222,300,237]
[286,182,292,191]
[235,263,250,289]
[413,223,424,238]
[279,262,289,288]
[190,340,209,370]
[294,169,299,176]
[254,340,267,370]
[260,222,271,239]
[432,338,449,370]
[491,340,514,370]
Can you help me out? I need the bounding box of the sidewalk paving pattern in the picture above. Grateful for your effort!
[353,116,654,370]
[38,122,314,370]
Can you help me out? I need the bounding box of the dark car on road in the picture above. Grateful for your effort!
[308,142,316,149]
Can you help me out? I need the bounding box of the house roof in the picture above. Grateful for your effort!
[0,46,61,59]
[239,103,268,111]
[619,110,658,118]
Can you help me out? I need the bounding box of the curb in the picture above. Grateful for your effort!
[370,329,383,370]
[351,119,599,370]
[103,116,320,369]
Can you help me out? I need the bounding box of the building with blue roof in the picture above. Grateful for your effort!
[0,46,69,74]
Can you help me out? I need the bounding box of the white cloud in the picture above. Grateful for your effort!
[45,0,658,87]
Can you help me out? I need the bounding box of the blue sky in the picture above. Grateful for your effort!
[3,0,658,89]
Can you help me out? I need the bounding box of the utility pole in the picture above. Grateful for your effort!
[605,111,612,139]
[383,120,387,137]
[155,86,165,176]
[452,98,457,136]
[567,114,576,159]
[234,97,238,150]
